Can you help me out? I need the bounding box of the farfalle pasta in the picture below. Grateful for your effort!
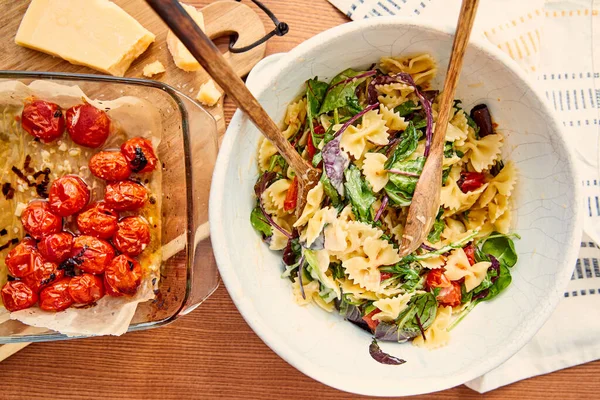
[250,53,519,353]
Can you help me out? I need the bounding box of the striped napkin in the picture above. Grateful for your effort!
[327,0,600,393]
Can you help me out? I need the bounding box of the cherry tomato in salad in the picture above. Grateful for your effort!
[71,235,115,275]
[362,309,381,332]
[306,132,317,160]
[436,281,462,307]
[20,200,62,240]
[68,273,104,304]
[5,237,43,278]
[21,100,65,142]
[37,232,73,263]
[89,151,131,181]
[65,103,110,148]
[48,175,90,217]
[463,244,476,266]
[425,269,451,291]
[1,281,38,312]
[22,260,64,293]
[103,180,148,212]
[39,278,73,311]
[283,176,298,212]
[104,255,142,297]
[113,216,150,256]
[120,137,158,173]
[76,202,118,239]
[380,272,394,281]
[457,171,486,193]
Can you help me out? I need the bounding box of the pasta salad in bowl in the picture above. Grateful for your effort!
[210,17,582,396]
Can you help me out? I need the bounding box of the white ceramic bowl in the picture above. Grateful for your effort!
[209,17,582,396]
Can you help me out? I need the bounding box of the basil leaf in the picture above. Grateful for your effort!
[250,205,272,238]
[306,78,329,135]
[344,165,376,223]
[343,95,363,116]
[427,218,445,244]
[384,122,419,168]
[481,232,518,268]
[319,68,369,115]
[393,100,419,117]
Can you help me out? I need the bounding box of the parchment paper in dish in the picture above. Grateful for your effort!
[0,80,162,337]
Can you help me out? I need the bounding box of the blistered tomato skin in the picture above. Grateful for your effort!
[39,278,74,312]
[71,235,115,275]
[104,180,148,212]
[5,238,42,278]
[20,201,62,240]
[68,273,104,304]
[66,103,110,148]
[104,255,142,296]
[48,175,90,217]
[37,232,73,263]
[76,202,118,239]
[22,261,64,293]
[1,281,38,312]
[89,151,132,181]
[121,137,158,173]
[21,100,65,142]
[113,216,150,256]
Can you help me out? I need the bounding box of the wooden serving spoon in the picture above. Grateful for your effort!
[399,0,480,256]
[145,0,321,216]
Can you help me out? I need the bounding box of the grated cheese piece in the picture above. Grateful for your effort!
[196,79,222,107]
[142,60,166,78]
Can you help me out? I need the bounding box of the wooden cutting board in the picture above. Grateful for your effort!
[0,0,267,360]
[0,0,267,136]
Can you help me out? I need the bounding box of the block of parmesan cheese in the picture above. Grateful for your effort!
[167,2,205,72]
[196,80,222,107]
[15,0,155,77]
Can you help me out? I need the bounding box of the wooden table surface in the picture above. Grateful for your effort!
[1,1,599,399]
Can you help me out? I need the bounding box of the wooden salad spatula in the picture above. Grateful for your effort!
[400,0,480,256]
[146,0,321,216]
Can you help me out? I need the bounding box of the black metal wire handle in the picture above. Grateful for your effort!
[229,0,289,53]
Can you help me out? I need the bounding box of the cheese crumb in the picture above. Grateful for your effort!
[196,79,222,107]
[68,148,81,157]
[142,60,166,78]
[58,143,68,152]
[15,202,27,217]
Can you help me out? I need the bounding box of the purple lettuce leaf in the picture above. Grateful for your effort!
[369,339,407,365]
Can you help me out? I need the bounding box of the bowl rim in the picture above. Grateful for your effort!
[209,16,584,396]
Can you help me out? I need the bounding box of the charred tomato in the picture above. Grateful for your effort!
[113,216,150,256]
[20,200,62,240]
[70,235,115,275]
[37,232,73,263]
[39,278,74,311]
[120,137,158,173]
[104,255,142,296]
[65,103,110,148]
[89,151,132,181]
[68,273,104,304]
[48,175,90,217]
[21,99,65,142]
[1,281,38,312]
[76,202,118,239]
[104,180,148,212]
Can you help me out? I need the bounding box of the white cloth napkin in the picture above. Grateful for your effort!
[327,0,600,393]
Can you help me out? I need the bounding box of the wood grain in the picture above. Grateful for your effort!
[0,1,599,399]
[401,0,479,255]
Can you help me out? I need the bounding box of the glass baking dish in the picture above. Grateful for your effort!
[0,71,220,343]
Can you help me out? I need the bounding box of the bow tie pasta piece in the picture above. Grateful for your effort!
[458,130,504,172]
[444,248,492,292]
[362,152,389,193]
[301,206,338,247]
[324,219,349,253]
[257,137,278,172]
[462,208,489,232]
[445,109,470,146]
[413,306,452,349]
[376,83,415,109]
[440,217,467,243]
[372,293,414,322]
[292,279,335,312]
[270,217,292,251]
[262,178,292,215]
[464,261,492,292]
[379,104,408,131]
[440,165,489,213]
[340,110,389,159]
[379,53,437,87]
[343,236,400,292]
[478,161,517,208]
[294,182,324,227]
[488,193,510,223]
[494,207,512,234]
[281,98,307,138]
[419,255,446,270]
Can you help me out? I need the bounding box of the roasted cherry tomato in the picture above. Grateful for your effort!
[104,180,148,211]
[436,281,462,307]
[68,273,104,304]
[21,100,65,142]
[113,216,150,256]
[65,103,110,148]
[120,137,158,173]
[283,176,298,212]
[306,132,317,160]
[22,261,64,293]
[425,269,451,291]
[104,255,142,296]
[48,175,90,217]
[463,244,476,266]
[71,235,115,275]
[5,238,43,278]
[89,151,131,181]
[457,171,486,193]
[37,232,73,263]
[362,309,381,332]
[20,200,62,240]
[380,272,394,281]
[76,202,118,239]
[1,281,38,312]
[39,278,73,311]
